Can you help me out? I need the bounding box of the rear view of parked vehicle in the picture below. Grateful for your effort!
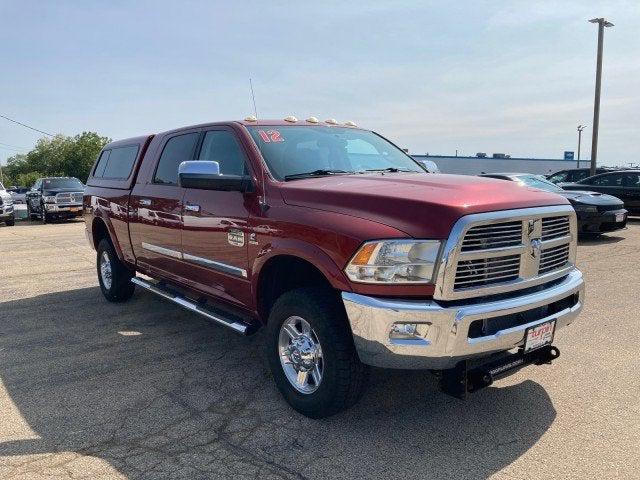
[26,177,85,223]
[0,182,16,226]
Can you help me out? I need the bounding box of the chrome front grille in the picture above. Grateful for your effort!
[542,216,570,241]
[539,244,570,274]
[461,221,522,251]
[55,192,83,204]
[435,205,577,300]
[455,255,520,289]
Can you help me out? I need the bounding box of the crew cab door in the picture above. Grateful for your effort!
[130,131,199,281]
[180,128,253,307]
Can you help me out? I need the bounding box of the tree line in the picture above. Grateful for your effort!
[0,132,110,187]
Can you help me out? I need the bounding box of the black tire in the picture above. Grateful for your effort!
[41,204,48,224]
[265,287,368,418]
[5,215,15,226]
[97,238,135,302]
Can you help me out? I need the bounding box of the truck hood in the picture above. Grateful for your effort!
[559,190,623,207]
[280,173,570,238]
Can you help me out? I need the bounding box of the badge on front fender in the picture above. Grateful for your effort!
[228,229,245,247]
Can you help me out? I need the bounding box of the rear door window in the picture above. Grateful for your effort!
[154,133,199,185]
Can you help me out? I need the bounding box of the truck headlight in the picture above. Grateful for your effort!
[345,240,442,284]
[43,196,57,204]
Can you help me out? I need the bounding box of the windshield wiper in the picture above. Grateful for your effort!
[284,169,353,181]
[362,167,416,173]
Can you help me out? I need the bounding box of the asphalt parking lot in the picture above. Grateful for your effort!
[0,220,638,479]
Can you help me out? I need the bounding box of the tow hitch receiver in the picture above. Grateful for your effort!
[439,345,560,399]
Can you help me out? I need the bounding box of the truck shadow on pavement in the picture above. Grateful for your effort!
[0,287,556,479]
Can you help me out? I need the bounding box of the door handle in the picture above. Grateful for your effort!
[139,198,152,206]
[185,204,201,213]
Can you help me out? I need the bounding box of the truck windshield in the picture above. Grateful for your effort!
[246,126,424,180]
[43,178,84,189]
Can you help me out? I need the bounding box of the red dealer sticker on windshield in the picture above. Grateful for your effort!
[258,130,284,143]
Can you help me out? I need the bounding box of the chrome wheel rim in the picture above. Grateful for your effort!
[278,316,323,394]
[100,251,113,290]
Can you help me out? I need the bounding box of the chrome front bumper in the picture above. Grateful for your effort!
[44,203,83,213]
[342,269,584,369]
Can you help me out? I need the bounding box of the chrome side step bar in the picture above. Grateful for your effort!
[131,277,255,335]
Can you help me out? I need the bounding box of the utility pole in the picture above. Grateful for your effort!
[577,125,586,168]
[588,18,614,176]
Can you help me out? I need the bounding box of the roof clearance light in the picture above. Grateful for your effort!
[306,116,319,124]
[284,115,298,123]
[244,115,257,122]
[344,121,357,127]
[325,118,338,125]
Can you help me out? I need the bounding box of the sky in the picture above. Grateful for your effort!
[1,0,639,167]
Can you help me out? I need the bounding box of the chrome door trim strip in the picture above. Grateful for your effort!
[183,253,248,278]
[141,242,182,259]
[141,242,248,278]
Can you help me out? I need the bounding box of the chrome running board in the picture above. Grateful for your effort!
[131,277,256,335]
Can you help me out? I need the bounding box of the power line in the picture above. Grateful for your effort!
[0,114,54,137]
[0,141,28,151]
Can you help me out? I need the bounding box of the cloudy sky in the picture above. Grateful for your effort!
[1,0,638,166]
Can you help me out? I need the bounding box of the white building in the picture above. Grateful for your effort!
[413,154,590,176]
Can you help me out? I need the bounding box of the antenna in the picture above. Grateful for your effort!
[249,78,259,120]
[249,78,270,213]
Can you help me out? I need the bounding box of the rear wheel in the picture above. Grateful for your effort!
[5,215,15,226]
[266,287,368,418]
[97,239,135,302]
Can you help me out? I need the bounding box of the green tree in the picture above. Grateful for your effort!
[2,132,110,186]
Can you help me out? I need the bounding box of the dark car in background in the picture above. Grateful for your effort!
[481,173,627,234]
[7,186,29,204]
[26,177,85,223]
[546,168,612,184]
[561,170,640,214]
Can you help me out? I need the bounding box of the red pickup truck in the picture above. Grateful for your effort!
[84,117,584,418]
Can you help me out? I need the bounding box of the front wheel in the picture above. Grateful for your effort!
[266,287,368,418]
[5,215,15,226]
[40,204,48,224]
[97,239,135,302]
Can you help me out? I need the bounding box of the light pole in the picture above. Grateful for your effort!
[577,124,586,168]
[588,17,614,176]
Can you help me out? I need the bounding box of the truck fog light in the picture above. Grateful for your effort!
[390,323,418,338]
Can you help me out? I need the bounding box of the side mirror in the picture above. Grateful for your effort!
[178,161,252,192]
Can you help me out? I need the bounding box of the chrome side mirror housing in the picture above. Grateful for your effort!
[178,161,252,192]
